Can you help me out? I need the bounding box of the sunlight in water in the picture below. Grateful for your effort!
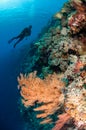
[0,0,19,9]
[0,0,34,3]
[0,0,10,3]
[0,0,34,9]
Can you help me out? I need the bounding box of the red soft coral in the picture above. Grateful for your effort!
[52,113,71,130]
[68,0,86,34]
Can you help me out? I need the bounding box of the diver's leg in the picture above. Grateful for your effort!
[8,35,20,44]
[13,37,24,48]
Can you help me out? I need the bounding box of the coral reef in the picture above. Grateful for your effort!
[17,0,86,130]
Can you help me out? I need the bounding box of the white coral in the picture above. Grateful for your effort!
[65,76,86,127]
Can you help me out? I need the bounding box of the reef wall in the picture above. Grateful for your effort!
[17,0,86,130]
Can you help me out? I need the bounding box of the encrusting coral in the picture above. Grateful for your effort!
[64,77,86,128]
[17,0,86,129]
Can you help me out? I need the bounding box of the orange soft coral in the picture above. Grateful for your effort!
[18,71,65,124]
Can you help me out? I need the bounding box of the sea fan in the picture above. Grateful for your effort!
[18,71,65,124]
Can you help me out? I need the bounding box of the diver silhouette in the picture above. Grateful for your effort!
[8,25,32,48]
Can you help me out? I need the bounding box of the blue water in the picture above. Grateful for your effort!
[0,0,67,130]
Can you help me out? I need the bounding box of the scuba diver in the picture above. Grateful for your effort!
[8,25,32,48]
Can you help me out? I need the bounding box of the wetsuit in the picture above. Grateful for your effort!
[8,25,32,48]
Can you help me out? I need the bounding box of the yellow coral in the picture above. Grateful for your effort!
[53,12,63,19]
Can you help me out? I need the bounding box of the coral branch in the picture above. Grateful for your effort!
[52,113,71,130]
